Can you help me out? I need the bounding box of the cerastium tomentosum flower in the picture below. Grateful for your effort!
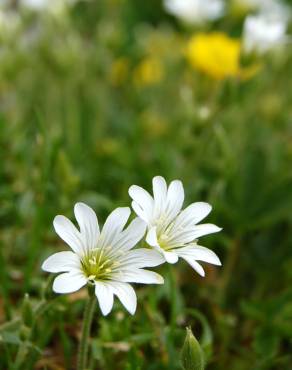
[129,176,222,276]
[163,0,225,25]
[42,203,164,316]
[243,14,288,55]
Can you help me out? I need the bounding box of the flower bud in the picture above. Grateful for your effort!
[19,325,31,341]
[21,293,33,327]
[181,327,205,370]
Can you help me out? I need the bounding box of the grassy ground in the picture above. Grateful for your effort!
[0,1,292,369]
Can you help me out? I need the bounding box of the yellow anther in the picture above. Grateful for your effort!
[89,257,96,265]
[88,275,96,281]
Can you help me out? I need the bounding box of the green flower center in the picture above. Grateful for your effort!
[81,248,117,282]
[158,233,171,251]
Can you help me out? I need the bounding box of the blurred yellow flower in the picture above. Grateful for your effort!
[186,32,258,80]
[133,57,164,87]
[96,138,120,156]
[141,110,167,138]
[109,57,129,86]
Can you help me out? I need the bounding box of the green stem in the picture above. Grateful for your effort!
[218,238,241,306]
[167,265,177,331]
[77,288,96,370]
[14,341,28,370]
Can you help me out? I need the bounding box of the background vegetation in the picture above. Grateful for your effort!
[0,1,291,369]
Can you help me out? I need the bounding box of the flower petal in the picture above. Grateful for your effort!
[165,180,184,221]
[100,207,131,248]
[190,224,222,239]
[119,248,165,268]
[181,257,205,277]
[117,268,164,284]
[152,176,167,218]
[95,282,114,316]
[177,245,221,266]
[146,227,159,247]
[131,201,147,222]
[145,227,178,264]
[128,185,154,222]
[74,203,99,251]
[110,282,137,315]
[168,223,222,245]
[174,202,212,229]
[52,271,87,293]
[162,251,179,264]
[113,217,146,252]
[53,215,84,254]
[42,251,80,273]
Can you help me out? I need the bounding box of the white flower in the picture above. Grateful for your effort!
[163,0,225,25]
[234,0,289,15]
[42,203,164,316]
[259,0,290,22]
[0,10,20,35]
[20,0,76,14]
[20,0,50,10]
[129,176,222,277]
[243,14,287,54]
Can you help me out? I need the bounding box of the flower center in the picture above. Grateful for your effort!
[158,233,171,251]
[81,248,117,282]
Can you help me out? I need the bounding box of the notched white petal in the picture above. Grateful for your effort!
[131,201,148,222]
[152,176,167,216]
[74,202,99,250]
[114,217,146,252]
[118,268,164,284]
[175,202,212,228]
[192,224,222,239]
[128,185,154,220]
[52,272,87,293]
[146,227,159,247]
[165,179,184,219]
[42,251,80,273]
[111,282,137,315]
[53,215,84,254]
[95,282,114,316]
[100,207,131,247]
[176,245,221,266]
[120,248,165,268]
[182,257,205,277]
[163,251,179,264]
[170,223,222,245]
[193,246,221,265]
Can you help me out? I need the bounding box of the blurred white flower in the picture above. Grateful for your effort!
[0,9,20,35]
[20,0,76,14]
[129,176,222,277]
[20,0,50,10]
[235,0,291,22]
[198,106,211,120]
[260,0,291,23]
[243,14,287,54]
[163,0,225,25]
[42,203,164,316]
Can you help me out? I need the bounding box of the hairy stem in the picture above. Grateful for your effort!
[77,288,96,370]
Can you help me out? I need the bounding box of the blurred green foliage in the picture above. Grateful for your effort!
[0,0,292,369]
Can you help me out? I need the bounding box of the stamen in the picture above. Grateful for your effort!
[81,247,117,282]
[160,234,168,240]
[89,257,96,265]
